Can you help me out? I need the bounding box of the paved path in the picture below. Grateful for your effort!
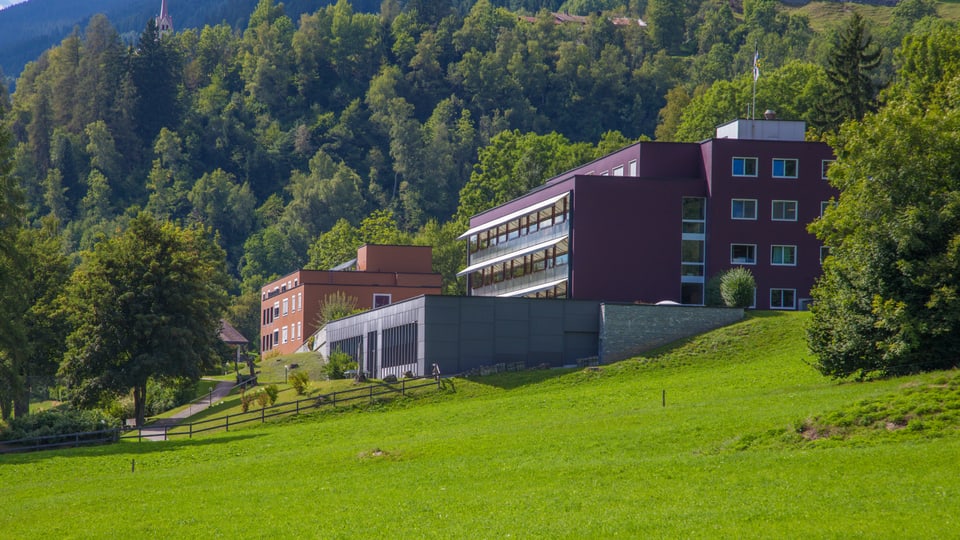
[139,379,236,440]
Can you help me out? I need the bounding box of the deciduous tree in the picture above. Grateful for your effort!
[60,213,229,425]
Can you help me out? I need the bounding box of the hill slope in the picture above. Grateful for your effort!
[1,312,958,537]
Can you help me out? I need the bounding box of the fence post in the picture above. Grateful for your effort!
[164,425,168,441]
[296,399,300,414]
[261,407,265,424]
[189,422,193,439]
[370,384,374,403]
[226,415,229,432]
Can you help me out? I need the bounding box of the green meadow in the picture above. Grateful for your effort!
[2,312,957,538]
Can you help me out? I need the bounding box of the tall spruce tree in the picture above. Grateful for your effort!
[814,12,882,132]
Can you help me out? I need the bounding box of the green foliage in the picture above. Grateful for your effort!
[59,213,231,426]
[318,291,362,326]
[240,389,255,413]
[808,58,960,379]
[263,384,280,406]
[0,407,118,441]
[324,350,357,380]
[813,12,882,133]
[289,370,311,395]
[720,267,756,308]
[144,378,198,417]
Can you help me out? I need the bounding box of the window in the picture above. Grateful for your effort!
[731,199,757,220]
[822,160,835,179]
[772,158,798,178]
[772,200,798,221]
[298,293,302,311]
[628,160,637,176]
[820,246,830,264]
[273,329,279,345]
[282,326,288,344]
[282,298,289,316]
[732,157,758,177]
[820,200,837,217]
[771,245,797,266]
[731,244,757,264]
[613,165,624,176]
[682,197,706,234]
[273,302,279,318]
[373,294,392,308]
[600,170,609,176]
[770,288,796,310]
[681,240,704,276]
[297,322,302,339]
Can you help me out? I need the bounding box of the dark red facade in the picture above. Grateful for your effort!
[460,120,837,309]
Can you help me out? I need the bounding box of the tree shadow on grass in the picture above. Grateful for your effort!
[0,432,267,464]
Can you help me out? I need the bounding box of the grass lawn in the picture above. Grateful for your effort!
[2,312,958,537]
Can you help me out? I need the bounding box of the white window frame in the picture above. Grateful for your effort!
[373,293,392,308]
[297,292,302,311]
[732,157,758,177]
[628,160,637,176]
[282,298,289,316]
[613,165,624,177]
[731,199,757,220]
[770,288,797,310]
[297,322,302,339]
[273,329,279,345]
[821,160,835,180]
[282,326,288,344]
[771,245,797,266]
[771,200,798,222]
[273,302,280,318]
[772,158,799,178]
[730,244,757,265]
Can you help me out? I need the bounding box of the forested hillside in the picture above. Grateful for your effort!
[0,0,949,347]
[0,0,389,82]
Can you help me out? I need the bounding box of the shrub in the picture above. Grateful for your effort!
[720,266,756,308]
[704,274,724,306]
[263,384,279,406]
[289,371,311,395]
[324,350,357,380]
[256,391,270,409]
[240,391,255,413]
[0,408,119,441]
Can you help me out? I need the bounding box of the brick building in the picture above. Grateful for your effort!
[260,244,442,355]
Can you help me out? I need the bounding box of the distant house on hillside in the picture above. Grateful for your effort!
[457,116,837,310]
[259,244,442,355]
[517,12,646,27]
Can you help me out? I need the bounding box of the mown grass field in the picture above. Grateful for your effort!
[2,312,958,538]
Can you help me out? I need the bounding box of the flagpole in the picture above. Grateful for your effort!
[752,45,759,120]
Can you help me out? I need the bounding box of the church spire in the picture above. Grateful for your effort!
[156,0,173,35]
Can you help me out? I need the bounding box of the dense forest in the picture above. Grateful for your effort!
[0,0,957,419]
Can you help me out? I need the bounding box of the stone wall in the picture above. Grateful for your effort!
[599,304,744,363]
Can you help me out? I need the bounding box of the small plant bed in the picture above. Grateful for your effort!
[734,370,960,450]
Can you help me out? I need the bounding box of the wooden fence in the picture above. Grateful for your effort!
[0,428,119,454]
[0,377,441,453]
[121,377,441,442]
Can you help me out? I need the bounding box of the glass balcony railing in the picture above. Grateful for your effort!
[469,221,570,265]
[470,264,569,297]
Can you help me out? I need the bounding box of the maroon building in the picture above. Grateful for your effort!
[458,118,837,309]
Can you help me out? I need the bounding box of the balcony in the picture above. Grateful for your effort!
[469,221,570,266]
[470,264,569,297]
